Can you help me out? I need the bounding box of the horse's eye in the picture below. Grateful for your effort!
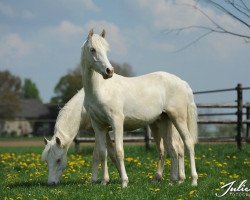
[90,48,96,53]
[56,159,61,164]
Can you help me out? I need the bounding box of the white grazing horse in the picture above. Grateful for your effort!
[81,29,198,188]
[41,88,186,185]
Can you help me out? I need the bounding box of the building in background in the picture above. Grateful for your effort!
[1,99,50,136]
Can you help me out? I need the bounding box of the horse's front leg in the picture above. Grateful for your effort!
[92,121,109,185]
[91,144,99,183]
[111,116,128,188]
[106,133,121,176]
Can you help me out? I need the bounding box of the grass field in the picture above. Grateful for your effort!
[0,144,250,200]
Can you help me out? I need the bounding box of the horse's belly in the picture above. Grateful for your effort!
[123,108,162,130]
[124,118,156,131]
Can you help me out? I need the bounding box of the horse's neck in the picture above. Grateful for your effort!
[53,90,84,148]
[82,61,104,97]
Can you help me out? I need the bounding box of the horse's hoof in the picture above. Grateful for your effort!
[91,179,98,183]
[168,182,174,186]
[101,180,109,185]
[122,180,129,188]
[169,179,178,185]
[152,178,160,183]
[152,174,162,183]
[178,179,184,184]
[191,180,197,186]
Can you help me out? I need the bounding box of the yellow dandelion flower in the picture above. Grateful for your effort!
[44,196,49,200]
[220,182,225,185]
[229,174,239,179]
[126,157,133,162]
[189,189,197,196]
[220,170,228,174]
[149,188,160,192]
[216,163,223,167]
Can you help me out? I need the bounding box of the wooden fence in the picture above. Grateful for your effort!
[195,84,250,150]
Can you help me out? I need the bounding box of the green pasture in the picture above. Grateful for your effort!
[0,144,250,200]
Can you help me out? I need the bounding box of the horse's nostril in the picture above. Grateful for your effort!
[106,68,113,76]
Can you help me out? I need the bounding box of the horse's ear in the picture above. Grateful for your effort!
[44,137,49,145]
[88,28,94,39]
[56,137,64,148]
[56,137,61,146]
[100,29,106,38]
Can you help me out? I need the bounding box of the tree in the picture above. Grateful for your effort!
[165,0,250,51]
[22,78,40,100]
[51,65,82,104]
[51,62,136,104]
[0,70,21,118]
[110,61,135,77]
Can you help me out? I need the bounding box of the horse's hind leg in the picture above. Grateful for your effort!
[171,116,198,186]
[172,125,185,183]
[151,115,179,184]
[161,119,179,184]
[150,123,165,182]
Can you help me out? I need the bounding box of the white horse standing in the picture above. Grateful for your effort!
[41,88,186,185]
[81,29,198,188]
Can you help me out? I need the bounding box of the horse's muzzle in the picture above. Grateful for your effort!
[105,67,114,78]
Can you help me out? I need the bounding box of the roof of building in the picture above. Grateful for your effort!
[16,99,50,119]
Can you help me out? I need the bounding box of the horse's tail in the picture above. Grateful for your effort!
[186,84,198,144]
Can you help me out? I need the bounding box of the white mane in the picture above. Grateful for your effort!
[52,89,85,147]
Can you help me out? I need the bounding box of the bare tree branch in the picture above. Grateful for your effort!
[171,30,213,53]
[228,1,250,18]
[205,0,250,28]
[164,0,250,51]
[239,0,250,10]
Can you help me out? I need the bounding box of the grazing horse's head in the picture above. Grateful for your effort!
[81,29,114,79]
[41,137,67,185]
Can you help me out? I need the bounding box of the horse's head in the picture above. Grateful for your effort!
[82,29,114,79]
[41,137,67,185]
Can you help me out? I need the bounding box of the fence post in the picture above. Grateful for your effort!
[236,83,243,150]
[74,137,80,153]
[145,126,151,150]
[246,103,250,143]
